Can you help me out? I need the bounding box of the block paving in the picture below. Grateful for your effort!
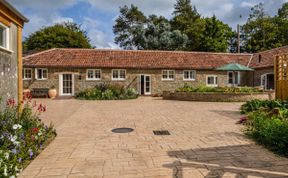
[20,97,288,178]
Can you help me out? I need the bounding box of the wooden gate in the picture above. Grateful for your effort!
[275,54,288,100]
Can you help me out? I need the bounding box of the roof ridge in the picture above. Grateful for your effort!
[23,48,58,59]
[51,48,253,56]
[257,45,288,54]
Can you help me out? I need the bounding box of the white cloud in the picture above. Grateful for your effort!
[241,2,257,8]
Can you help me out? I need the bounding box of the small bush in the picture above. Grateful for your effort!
[240,99,288,114]
[76,84,138,100]
[0,94,56,177]
[176,84,263,94]
[245,111,288,156]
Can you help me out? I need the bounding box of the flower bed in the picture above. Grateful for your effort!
[163,84,272,102]
[75,84,138,100]
[0,94,56,177]
[240,100,288,156]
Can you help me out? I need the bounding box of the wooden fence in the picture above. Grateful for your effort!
[275,54,288,101]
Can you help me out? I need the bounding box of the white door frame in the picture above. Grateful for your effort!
[139,74,151,95]
[59,73,75,96]
[261,73,274,90]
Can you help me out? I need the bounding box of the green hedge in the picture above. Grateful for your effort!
[241,99,288,156]
[176,84,263,93]
[0,95,56,177]
[75,84,138,100]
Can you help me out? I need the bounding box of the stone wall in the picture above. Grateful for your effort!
[0,23,18,110]
[163,91,274,102]
[23,68,237,96]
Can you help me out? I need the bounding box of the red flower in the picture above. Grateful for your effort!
[23,92,32,102]
[6,98,16,106]
[32,127,39,133]
[37,104,46,113]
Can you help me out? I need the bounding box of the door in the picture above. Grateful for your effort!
[140,75,151,95]
[60,74,74,96]
[266,74,275,90]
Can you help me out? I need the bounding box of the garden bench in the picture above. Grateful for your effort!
[31,88,49,98]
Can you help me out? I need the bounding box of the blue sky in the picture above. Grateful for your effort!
[8,0,287,49]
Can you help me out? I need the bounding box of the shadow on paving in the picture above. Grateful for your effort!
[163,145,288,178]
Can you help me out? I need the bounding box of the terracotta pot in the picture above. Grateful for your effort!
[48,89,57,99]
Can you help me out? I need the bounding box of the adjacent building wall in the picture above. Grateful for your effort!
[23,68,234,96]
[0,23,18,109]
[253,67,274,87]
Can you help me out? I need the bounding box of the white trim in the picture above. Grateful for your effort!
[0,22,9,51]
[59,73,74,96]
[86,69,101,81]
[35,68,48,80]
[206,75,218,87]
[111,69,126,81]
[162,70,175,81]
[261,73,274,90]
[23,68,32,80]
[227,71,241,86]
[183,70,196,81]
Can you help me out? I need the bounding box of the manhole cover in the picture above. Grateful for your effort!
[112,128,134,133]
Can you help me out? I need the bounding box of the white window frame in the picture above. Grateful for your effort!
[227,71,241,85]
[23,68,32,80]
[183,70,196,81]
[86,69,101,80]
[261,73,274,90]
[162,70,175,81]
[112,69,126,81]
[0,22,10,51]
[206,75,218,87]
[35,68,48,80]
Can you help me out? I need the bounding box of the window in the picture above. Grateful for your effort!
[23,68,32,80]
[86,69,101,80]
[0,23,9,49]
[162,70,174,80]
[228,71,240,85]
[183,70,196,80]
[206,75,218,87]
[112,69,126,80]
[35,68,48,80]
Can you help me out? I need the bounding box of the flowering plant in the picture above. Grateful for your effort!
[0,92,56,177]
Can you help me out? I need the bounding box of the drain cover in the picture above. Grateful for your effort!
[153,130,170,135]
[112,128,134,133]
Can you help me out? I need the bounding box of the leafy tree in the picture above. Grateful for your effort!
[138,18,189,50]
[276,3,288,46]
[113,5,147,49]
[170,0,204,51]
[242,3,280,53]
[199,15,234,52]
[23,22,92,52]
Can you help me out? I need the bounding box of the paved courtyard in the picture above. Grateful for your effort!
[20,97,288,178]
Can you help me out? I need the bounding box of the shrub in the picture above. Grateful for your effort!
[240,99,288,114]
[245,111,288,156]
[0,94,56,177]
[76,84,138,100]
[176,84,263,94]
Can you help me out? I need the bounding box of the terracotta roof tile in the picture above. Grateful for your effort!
[249,46,288,68]
[23,48,253,70]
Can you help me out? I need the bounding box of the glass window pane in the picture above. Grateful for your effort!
[95,70,101,79]
[0,26,4,47]
[87,70,94,78]
[169,71,174,79]
[162,70,168,79]
[184,71,189,79]
[120,70,126,79]
[43,69,48,79]
[37,69,42,79]
[112,70,118,79]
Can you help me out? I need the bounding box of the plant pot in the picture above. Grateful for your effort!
[23,89,31,95]
[48,89,57,99]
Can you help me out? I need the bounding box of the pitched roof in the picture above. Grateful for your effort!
[1,0,29,23]
[23,48,253,70]
[249,46,288,69]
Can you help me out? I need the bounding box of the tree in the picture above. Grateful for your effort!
[138,18,189,50]
[242,3,280,53]
[276,3,288,46]
[170,0,204,51]
[23,22,92,52]
[199,15,234,52]
[113,5,147,49]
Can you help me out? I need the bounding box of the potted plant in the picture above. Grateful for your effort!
[23,86,31,95]
[48,85,57,99]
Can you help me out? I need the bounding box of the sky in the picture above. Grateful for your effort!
[8,0,288,49]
